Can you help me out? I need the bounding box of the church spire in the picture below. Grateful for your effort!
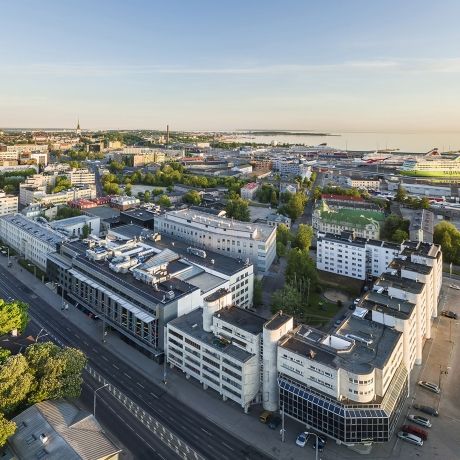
[76,118,81,135]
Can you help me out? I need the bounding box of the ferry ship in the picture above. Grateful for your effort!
[400,150,460,177]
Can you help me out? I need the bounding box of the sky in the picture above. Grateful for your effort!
[1,0,460,132]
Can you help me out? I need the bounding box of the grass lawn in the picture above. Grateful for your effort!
[298,291,340,327]
[317,270,363,296]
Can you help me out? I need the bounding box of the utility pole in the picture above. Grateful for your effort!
[93,383,108,418]
[163,353,168,384]
[60,284,65,311]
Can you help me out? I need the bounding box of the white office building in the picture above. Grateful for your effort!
[50,215,101,238]
[0,214,64,270]
[316,232,402,280]
[272,158,312,180]
[154,209,277,272]
[0,191,18,216]
[69,168,96,186]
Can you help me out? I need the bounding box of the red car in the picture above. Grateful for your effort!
[400,424,428,441]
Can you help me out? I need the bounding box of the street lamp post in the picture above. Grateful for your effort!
[438,365,451,389]
[305,432,321,460]
[93,383,109,418]
[35,328,49,342]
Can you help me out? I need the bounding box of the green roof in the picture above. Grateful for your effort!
[318,207,385,228]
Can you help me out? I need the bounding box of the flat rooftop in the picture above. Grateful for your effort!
[216,306,266,335]
[280,315,401,374]
[375,272,425,294]
[264,312,292,331]
[389,258,433,276]
[160,208,275,241]
[66,240,198,306]
[361,290,415,320]
[85,205,120,220]
[120,209,157,221]
[110,224,251,276]
[1,213,63,246]
[169,308,254,363]
[316,207,385,227]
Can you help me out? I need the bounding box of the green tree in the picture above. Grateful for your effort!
[280,192,307,221]
[25,342,87,404]
[293,224,313,251]
[253,279,263,307]
[143,190,151,202]
[271,283,304,316]
[81,224,90,239]
[183,190,202,205]
[0,349,11,365]
[103,182,121,195]
[392,229,409,243]
[381,214,409,242]
[55,206,82,220]
[434,221,460,263]
[276,241,287,258]
[395,185,407,202]
[158,195,171,207]
[276,223,291,246]
[0,414,16,448]
[0,354,34,415]
[225,198,250,221]
[125,184,132,196]
[285,249,318,297]
[0,299,29,335]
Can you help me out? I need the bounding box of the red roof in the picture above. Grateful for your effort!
[321,194,364,202]
[243,182,258,190]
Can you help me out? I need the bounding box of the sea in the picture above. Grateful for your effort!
[233,131,460,154]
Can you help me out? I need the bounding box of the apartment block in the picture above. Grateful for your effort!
[154,208,276,272]
[0,191,18,216]
[240,182,259,200]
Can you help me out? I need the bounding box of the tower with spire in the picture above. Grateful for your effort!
[76,119,81,136]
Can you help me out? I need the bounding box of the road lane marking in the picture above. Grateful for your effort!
[222,442,234,451]
[113,364,119,369]
[137,382,145,389]
[201,427,210,435]
[101,356,108,361]
[124,372,132,380]
[150,392,158,399]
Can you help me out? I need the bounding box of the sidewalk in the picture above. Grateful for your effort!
[2,256,306,460]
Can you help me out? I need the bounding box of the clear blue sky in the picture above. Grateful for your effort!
[1,0,460,131]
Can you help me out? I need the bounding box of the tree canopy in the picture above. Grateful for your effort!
[158,195,172,207]
[434,221,460,264]
[292,224,314,251]
[183,190,202,205]
[0,299,29,335]
[225,198,250,221]
[380,214,409,242]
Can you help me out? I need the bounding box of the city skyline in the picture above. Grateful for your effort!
[1,0,460,131]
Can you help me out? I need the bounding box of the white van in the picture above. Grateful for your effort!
[397,431,423,446]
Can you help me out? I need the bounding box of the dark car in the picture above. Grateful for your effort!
[441,310,458,320]
[268,416,281,430]
[413,404,439,417]
[312,435,327,451]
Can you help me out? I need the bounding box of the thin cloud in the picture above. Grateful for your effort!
[3,58,460,77]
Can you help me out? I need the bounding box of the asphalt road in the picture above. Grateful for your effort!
[0,266,270,460]
[21,320,175,460]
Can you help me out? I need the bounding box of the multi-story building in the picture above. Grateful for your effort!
[69,168,96,186]
[312,201,384,239]
[46,225,255,358]
[166,289,265,411]
[6,144,49,154]
[0,214,64,270]
[110,196,141,211]
[0,191,18,216]
[316,232,402,280]
[112,147,167,166]
[240,182,259,200]
[50,215,101,238]
[409,209,434,243]
[277,315,407,446]
[256,213,291,229]
[154,208,277,272]
[272,158,312,180]
[345,176,380,191]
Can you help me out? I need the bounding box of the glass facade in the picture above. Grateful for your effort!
[279,365,407,444]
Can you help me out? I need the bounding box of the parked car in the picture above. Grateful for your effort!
[397,431,423,446]
[268,416,281,430]
[413,404,439,417]
[418,381,441,394]
[353,298,360,305]
[441,310,458,320]
[401,424,428,441]
[449,284,460,290]
[407,414,432,428]
[296,432,309,447]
